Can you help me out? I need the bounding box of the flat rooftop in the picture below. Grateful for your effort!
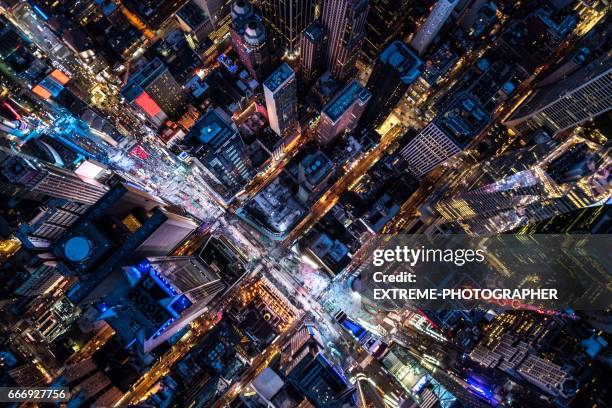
[380,41,422,83]
[323,80,371,122]
[264,63,294,92]
[303,22,325,43]
[189,109,236,149]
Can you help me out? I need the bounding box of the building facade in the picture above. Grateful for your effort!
[259,0,317,54]
[321,0,369,81]
[411,0,459,55]
[121,58,188,127]
[317,80,371,145]
[299,22,327,85]
[264,63,299,140]
[360,41,422,129]
[504,57,612,136]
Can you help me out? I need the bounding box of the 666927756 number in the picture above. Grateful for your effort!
[0,387,70,402]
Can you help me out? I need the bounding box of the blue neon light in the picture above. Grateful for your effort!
[33,5,49,20]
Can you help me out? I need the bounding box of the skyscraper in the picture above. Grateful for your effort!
[360,41,422,129]
[193,0,232,29]
[16,199,90,250]
[317,80,371,145]
[230,0,271,80]
[299,22,327,85]
[321,0,369,81]
[98,256,224,352]
[184,108,254,205]
[410,0,459,55]
[121,58,188,127]
[264,63,299,140]
[51,183,199,303]
[260,0,317,54]
[1,155,109,205]
[399,94,489,177]
[435,135,611,234]
[504,56,612,136]
[280,323,356,407]
[362,0,411,61]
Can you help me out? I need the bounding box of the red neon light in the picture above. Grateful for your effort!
[135,91,162,118]
[2,102,21,120]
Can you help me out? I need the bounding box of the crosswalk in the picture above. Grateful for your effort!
[383,391,400,408]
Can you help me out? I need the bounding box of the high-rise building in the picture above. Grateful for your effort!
[230,0,271,80]
[280,323,356,407]
[299,22,327,85]
[121,58,188,127]
[504,56,612,136]
[97,256,224,352]
[399,94,489,177]
[193,0,232,29]
[264,63,299,140]
[322,0,369,81]
[51,183,198,303]
[435,135,611,234]
[317,80,371,145]
[16,199,90,250]
[512,203,611,234]
[470,333,576,399]
[260,0,317,54]
[410,0,459,55]
[1,155,109,206]
[362,0,411,61]
[184,108,254,205]
[15,265,65,297]
[360,41,422,129]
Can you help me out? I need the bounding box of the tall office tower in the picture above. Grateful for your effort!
[121,58,188,127]
[280,323,356,406]
[97,256,224,352]
[360,41,422,129]
[317,80,371,144]
[193,0,231,29]
[51,183,198,303]
[184,108,254,205]
[16,199,90,250]
[469,334,576,399]
[504,56,612,137]
[362,0,411,61]
[230,0,271,80]
[399,94,489,177]
[322,0,369,81]
[299,22,327,85]
[15,265,65,297]
[1,155,109,205]
[264,63,299,140]
[435,135,611,234]
[123,0,189,30]
[260,0,317,54]
[410,0,459,55]
[512,203,611,234]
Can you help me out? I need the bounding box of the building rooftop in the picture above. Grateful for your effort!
[190,109,237,150]
[509,55,611,121]
[323,80,371,122]
[436,93,490,147]
[121,58,167,102]
[303,22,325,43]
[263,63,294,92]
[380,41,422,84]
[177,1,209,29]
[300,151,333,186]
